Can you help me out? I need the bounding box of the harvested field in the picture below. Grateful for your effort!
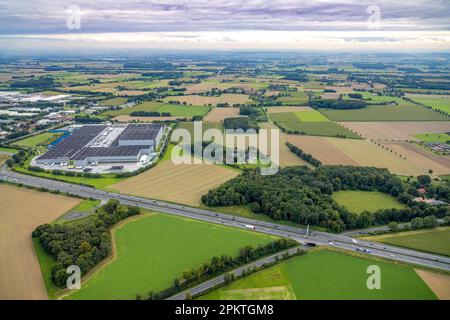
[164,94,250,106]
[110,161,239,206]
[340,122,450,141]
[324,86,354,93]
[286,136,424,176]
[286,135,357,165]
[113,115,180,122]
[266,106,314,114]
[379,141,450,175]
[0,184,81,300]
[0,154,8,165]
[270,112,360,138]
[416,270,450,300]
[275,91,309,105]
[203,107,241,122]
[321,92,341,99]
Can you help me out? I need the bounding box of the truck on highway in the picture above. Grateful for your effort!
[245,224,256,230]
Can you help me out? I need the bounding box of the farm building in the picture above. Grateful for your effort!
[36,123,164,166]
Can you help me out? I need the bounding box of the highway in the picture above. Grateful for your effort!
[1,166,450,276]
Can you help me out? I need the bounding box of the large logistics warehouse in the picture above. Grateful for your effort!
[36,123,164,166]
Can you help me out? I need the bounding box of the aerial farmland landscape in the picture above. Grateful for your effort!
[0,0,449,316]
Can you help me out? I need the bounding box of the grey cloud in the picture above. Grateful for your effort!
[0,0,448,34]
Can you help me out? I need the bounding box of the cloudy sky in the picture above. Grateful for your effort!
[0,0,449,51]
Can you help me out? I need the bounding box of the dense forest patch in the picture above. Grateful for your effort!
[202,166,449,232]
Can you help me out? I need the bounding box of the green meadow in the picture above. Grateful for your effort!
[199,249,436,300]
[363,227,450,257]
[332,190,406,214]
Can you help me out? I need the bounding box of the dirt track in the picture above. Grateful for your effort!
[0,184,80,300]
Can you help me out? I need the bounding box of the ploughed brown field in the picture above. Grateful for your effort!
[380,141,450,175]
[110,160,239,206]
[0,184,81,300]
[339,122,450,141]
[285,135,426,176]
[203,107,241,122]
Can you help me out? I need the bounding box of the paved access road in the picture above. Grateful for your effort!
[1,166,450,274]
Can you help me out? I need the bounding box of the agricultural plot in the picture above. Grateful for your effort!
[102,101,210,118]
[406,94,450,113]
[203,107,241,122]
[67,213,278,300]
[294,110,330,122]
[379,141,450,175]
[99,97,128,106]
[110,160,239,206]
[320,92,341,99]
[259,122,311,168]
[362,227,450,257]
[155,104,211,117]
[13,132,62,148]
[340,122,450,141]
[0,154,9,165]
[286,136,424,176]
[270,112,360,138]
[0,184,81,299]
[199,249,436,300]
[0,147,19,154]
[266,106,313,114]
[63,80,169,94]
[302,81,324,90]
[113,115,180,122]
[332,190,406,214]
[415,133,450,143]
[183,79,268,94]
[173,122,224,141]
[275,91,309,105]
[101,101,162,116]
[416,270,450,300]
[163,94,250,106]
[319,104,449,122]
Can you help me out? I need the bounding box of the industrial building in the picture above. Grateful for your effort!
[36,123,164,166]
